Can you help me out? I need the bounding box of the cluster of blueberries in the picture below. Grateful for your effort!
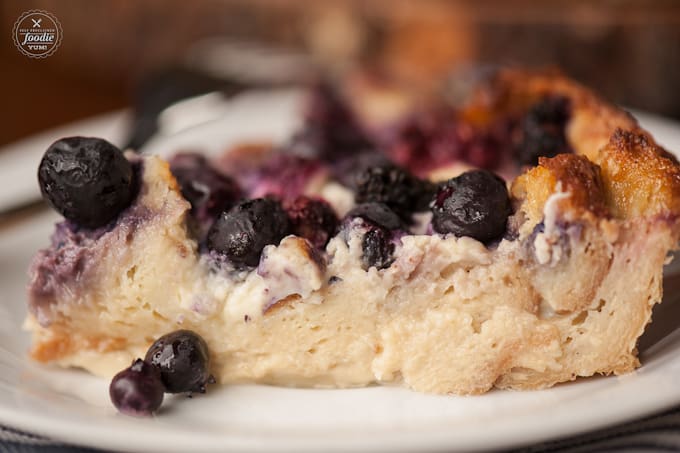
[37,136,512,274]
[37,86,570,276]
[200,160,511,271]
[109,330,213,416]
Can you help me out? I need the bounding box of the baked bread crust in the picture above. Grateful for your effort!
[24,70,680,394]
[468,69,680,220]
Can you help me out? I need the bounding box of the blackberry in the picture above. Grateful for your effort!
[286,196,339,249]
[354,165,433,219]
[109,359,164,416]
[38,137,136,228]
[518,96,572,165]
[206,198,290,268]
[145,330,214,394]
[329,151,391,189]
[431,170,511,243]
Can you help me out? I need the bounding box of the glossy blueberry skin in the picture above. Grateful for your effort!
[206,198,290,268]
[144,330,213,394]
[38,137,136,228]
[431,170,511,243]
[109,359,164,417]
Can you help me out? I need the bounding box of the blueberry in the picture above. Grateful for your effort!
[145,330,214,394]
[345,203,402,270]
[517,96,572,165]
[361,227,395,270]
[431,170,511,243]
[355,165,433,219]
[286,196,339,249]
[169,153,241,225]
[206,198,290,268]
[109,359,164,416]
[38,137,136,228]
[330,152,391,189]
[345,202,403,231]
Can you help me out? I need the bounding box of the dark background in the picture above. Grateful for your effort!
[1,0,679,146]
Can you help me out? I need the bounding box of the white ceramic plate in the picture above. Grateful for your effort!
[1,94,680,452]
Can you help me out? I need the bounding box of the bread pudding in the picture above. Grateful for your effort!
[25,69,680,397]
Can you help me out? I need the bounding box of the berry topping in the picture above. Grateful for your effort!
[38,137,136,229]
[329,151,392,189]
[249,154,323,200]
[206,198,290,268]
[354,165,434,219]
[286,196,339,249]
[145,330,214,394]
[387,108,465,173]
[517,96,572,165]
[288,83,374,162]
[109,359,164,416]
[345,202,402,270]
[169,153,241,225]
[384,109,514,174]
[361,227,395,270]
[345,202,403,231]
[431,170,511,243]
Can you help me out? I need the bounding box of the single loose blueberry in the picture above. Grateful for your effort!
[206,198,290,268]
[145,330,214,394]
[431,170,511,243]
[38,137,136,228]
[109,359,164,416]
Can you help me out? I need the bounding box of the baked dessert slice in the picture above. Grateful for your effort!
[26,69,680,395]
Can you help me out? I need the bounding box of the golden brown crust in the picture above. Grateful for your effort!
[539,154,608,216]
[511,154,608,231]
[594,129,680,219]
[479,69,680,226]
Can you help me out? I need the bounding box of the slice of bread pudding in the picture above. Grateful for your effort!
[26,69,680,395]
